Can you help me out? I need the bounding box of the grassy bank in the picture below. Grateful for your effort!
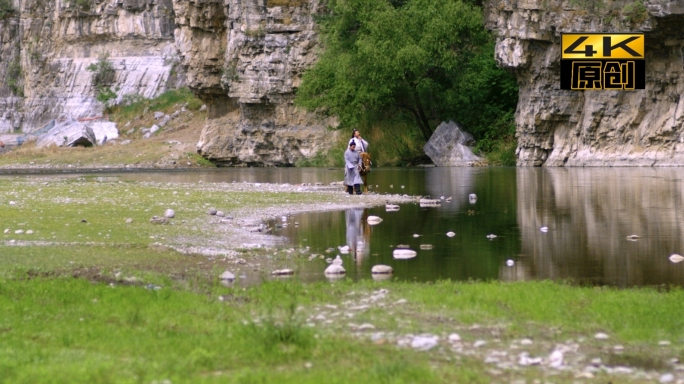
[2,278,683,383]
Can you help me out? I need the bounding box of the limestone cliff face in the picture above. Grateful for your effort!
[175,0,338,166]
[1,0,334,166]
[486,0,684,166]
[0,0,181,134]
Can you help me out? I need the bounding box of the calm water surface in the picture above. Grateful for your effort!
[6,167,684,287]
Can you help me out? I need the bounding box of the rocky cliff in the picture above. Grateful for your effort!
[0,0,181,134]
[486,0,684,166]
[176,0,338,166]
[0,0,336,166]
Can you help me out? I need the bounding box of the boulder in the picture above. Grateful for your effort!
[371,265,393,274]
[89,121,119,145]
[423,121,482,166]
[36,119,96,148]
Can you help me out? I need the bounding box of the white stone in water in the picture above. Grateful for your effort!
[164,209,175,218]
[393,249,417,259]
[411,335,439,351]
[506,259,515,267]
[594,332,609,340]
[540,226,549,232]
[469,193,477,200]
[419,244,433,250]
[669,254,684,263]
[413,234,421,238]
[219,271,235,281]
[324,264,346,275]
[385,204,400,211]
[486,234,497,239]
[448,333,461,342]
[446,231,456,237]
[271,269,294,276]
[325,258,333,264]
[338,245,350,254]
[367,216,383,225]
[371,265,393,274]
[333,255,343,266]
[626,234,639,240]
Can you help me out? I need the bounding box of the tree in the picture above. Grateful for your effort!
[296,0,517,145]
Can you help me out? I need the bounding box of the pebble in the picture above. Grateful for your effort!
[125,218,133,224]
[660,373,675,383]
[164,209,175,218]
[219,271,235,281]
[549,349,564,367]
[594,332,610,340]
[473,340,487,348]
[367,216,383,225]
[669,254,684,263]
[659,340,671,346]
[419,244,433,250]
[324,264,346,275]
[393,249,417,259]
[411,335,439,351]
[486,234,497,239]
[371,265,393,274]
[540,226,549,232]
[520,338,533,345]
[506,259,514,266]
[357,323,375,331]
[216,211,225,217]
[208,208,217,215]
[271,269,294,276]
[14,230,23,234]
[3,229,9,234]
[26,230,33,234]
[446,231,456,237]
[448,333,461,342]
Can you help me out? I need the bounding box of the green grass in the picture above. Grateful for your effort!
[1,278,683,382]
[109,88,203,125]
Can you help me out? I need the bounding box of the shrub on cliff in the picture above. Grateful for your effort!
[296,0,518,161]
[0,0,15,19]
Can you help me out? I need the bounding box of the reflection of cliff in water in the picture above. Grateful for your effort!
[517,168,684,287]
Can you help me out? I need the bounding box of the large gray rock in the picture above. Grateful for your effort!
[423,121,482,166]
[35,119,96,148]
[89,122,119,145]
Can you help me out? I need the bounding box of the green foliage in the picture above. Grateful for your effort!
[296,0,518,160]
[86,52,117,108]
[7,58,23,97]
[0,0,15,19]
[108,88,203,123]
[86,52,115,87]
[623,0,648,24]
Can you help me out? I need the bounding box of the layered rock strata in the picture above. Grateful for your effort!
[0,0,335,165]
[175,0,338,166]
[486,0,684,166]
[0,0,182,134]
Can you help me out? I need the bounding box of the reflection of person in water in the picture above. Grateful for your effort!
[346,208,371,264]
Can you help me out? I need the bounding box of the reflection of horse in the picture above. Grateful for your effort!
[359,152,371,192]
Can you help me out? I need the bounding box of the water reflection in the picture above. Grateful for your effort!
[516,168,684,287]
[346,208,371,265]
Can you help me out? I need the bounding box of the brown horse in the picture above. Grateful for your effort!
[359,152,371,192]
